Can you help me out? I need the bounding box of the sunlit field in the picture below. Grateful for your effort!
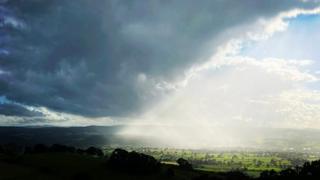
[104,146,320,177]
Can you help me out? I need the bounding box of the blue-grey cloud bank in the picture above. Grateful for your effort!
[0,0,319,124]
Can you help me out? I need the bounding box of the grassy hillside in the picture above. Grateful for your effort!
[1,145,320,180]
[0,152,224,180]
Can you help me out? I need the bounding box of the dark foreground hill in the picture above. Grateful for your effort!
[1,144,320,180]
[0,144,246,180]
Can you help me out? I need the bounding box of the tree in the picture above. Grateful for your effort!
[108,148,160,173]
[51,144,75,153]
[85,146,103,157]
[177,158,193,170]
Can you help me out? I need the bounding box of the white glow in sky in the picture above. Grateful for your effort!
[119,9,320,148]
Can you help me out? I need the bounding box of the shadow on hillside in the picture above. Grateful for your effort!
[0,144,320,180]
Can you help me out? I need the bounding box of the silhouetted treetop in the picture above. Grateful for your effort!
[177,158,193,170]
[108,148,160,173]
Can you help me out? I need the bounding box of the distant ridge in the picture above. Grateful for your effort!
[0,126,319,151]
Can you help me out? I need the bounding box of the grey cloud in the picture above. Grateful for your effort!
[0,103,43,117]
[0,0,318,119]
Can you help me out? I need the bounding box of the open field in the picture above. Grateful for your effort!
[103,146,320,177]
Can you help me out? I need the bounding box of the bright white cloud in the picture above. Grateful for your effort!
[120,7,320,148]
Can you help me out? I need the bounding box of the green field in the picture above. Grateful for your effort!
[103,146,320,177]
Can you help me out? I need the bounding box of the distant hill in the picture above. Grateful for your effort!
[0,126,121,147]
[0,126,320,151]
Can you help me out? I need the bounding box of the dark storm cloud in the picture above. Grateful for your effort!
[0,0,318,118]
[0,103,43,117]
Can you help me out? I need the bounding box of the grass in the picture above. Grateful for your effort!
[103,146,320,177]
[0,153,105,179]
[0,152,207,180]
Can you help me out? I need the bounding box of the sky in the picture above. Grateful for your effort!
[1,0,320,137]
